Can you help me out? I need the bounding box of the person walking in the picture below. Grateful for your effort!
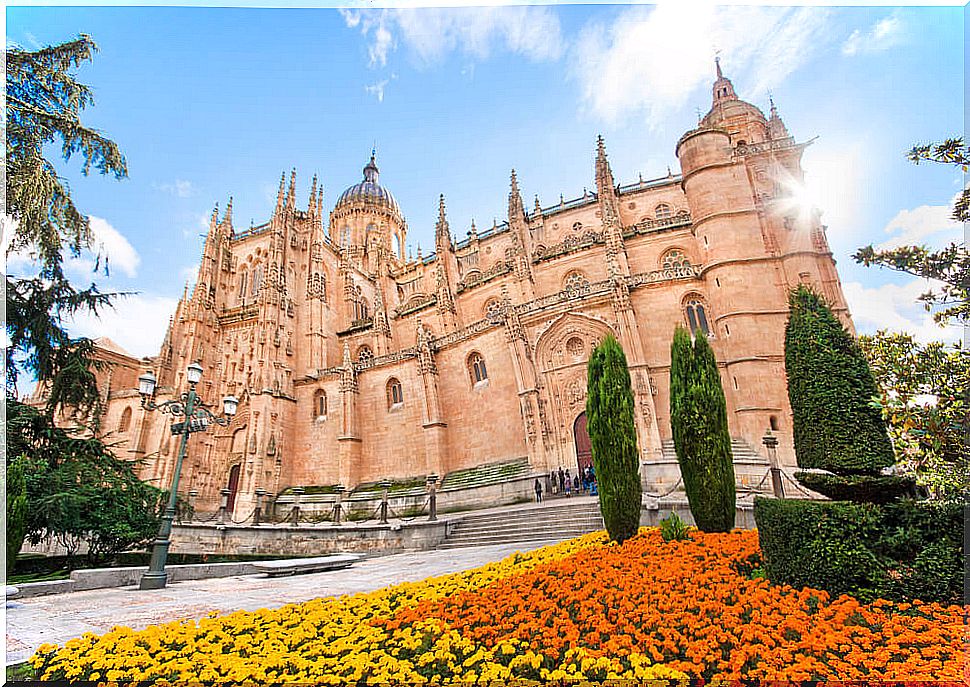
[549,469,558,495]
[534,478,543,503]
[564,469,572,497]
[573,474,580,494]
[558,467,565,493]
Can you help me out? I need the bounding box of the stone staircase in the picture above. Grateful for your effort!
[440,457,532,491]
[438,499,604,549]
[658,438,773,493]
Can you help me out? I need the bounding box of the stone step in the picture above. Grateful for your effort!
[450,520,604,537]
[438,531,595,549]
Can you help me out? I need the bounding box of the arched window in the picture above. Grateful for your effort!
[313,390,327,418]
[769,415,779,432]
[357,346,374,364]
[468,352,488,385]
[354,298,369,321]
[655,203,672,220]
[562,271,589,292]
[118,406,132,433]
[393,233,402,258]
[387,378,403,408]
[661,249,691,271]
[238,268,248,299]
[340,226,351,248]
[251,263,263,296]
[684,295,710,336]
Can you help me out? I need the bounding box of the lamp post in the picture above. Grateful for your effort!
[137,363,238,590]
[762,429,785,499]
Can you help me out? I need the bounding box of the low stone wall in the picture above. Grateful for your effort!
[170,519,450,557]
[642,498,757,530]
[15,561,271,599]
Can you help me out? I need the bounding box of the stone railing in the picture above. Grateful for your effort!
[218,303,259,325]
[456,260,512,294]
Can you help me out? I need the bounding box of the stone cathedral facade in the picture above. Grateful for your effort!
[94,65,851,516]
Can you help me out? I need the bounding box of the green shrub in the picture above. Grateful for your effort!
[754,497,962,603]
[784,286,894,476]
[6,456,29,576]
[586,335,643,544]
[794,472,916,503]
[669,326,736,532]
[659,511,690,542]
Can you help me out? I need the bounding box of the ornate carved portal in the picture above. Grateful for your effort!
[573,412,592,473]
[533,312,616,469]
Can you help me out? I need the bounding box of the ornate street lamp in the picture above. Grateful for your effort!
[137,363,237,590]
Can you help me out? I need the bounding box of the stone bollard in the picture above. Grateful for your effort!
[427,473,439,522]
[219,488,231,525]
[333,485,346,525]
[762,429,785,499]
[253,488,267,526]
[291,487,305,526]
[187,489,199,523]
[379,480,391,525]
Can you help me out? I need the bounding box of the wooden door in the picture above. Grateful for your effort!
[574,412,592,473]
[226,464,241,513]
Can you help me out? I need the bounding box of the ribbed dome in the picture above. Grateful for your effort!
[334,154,400,215]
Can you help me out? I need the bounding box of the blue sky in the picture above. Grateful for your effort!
[6,3,966,360]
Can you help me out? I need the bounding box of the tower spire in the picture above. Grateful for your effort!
[223,196,233,227]
[285,168,297,210]
[435,194,452,253]
[508,169,525,222]
[711,56,737,104]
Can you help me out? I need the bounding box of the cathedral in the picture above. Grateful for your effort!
[90,63,851,517]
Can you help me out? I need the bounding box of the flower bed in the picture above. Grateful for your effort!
[30,529,964,682]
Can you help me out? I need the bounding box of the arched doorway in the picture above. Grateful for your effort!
[225,464,241,513]
[574,412,592,474]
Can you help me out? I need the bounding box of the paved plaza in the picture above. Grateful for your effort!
[5,540,556,666]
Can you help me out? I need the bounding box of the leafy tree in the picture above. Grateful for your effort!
[6,34,127,418]
[853,138,969,326]
[8,400,162,567]
[668,326,736,532]
[6,456,29,575]
[586,335,642,543]
[859,331,969,501]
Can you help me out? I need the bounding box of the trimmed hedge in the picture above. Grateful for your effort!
[794,472,917,504]
[754,496,962,604]
[784,286,895,475]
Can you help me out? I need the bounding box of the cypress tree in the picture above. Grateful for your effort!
[669,326,736,532]
[586,335,643,543]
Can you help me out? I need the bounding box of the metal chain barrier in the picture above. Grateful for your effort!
[644,477,683,499]
[388,496,431,523]
[736,470,773,498]
[229,509,258,525]
[781,471,817,497]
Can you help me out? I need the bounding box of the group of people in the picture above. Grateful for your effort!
[533,464,597,502]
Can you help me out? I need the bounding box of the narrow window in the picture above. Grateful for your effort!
[118,406,132,433]
[684,297,710,336]
[733,376,739,390]
[314,391,327,418]
[238,269,248,299]
[251,264,263,296]
[469,353,488,384]
[387,378,403,408]
[769,415,779,432]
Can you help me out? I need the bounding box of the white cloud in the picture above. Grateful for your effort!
[571,4,830,125]
[875,192,962,251]
[64,293,179,359]
[842,11,905,57]
[7,216,140,279]
[180,263,200,284]
[154,179,195,198]
[341,6,563,69]
[843,278,960,345]
[365,78,391,103]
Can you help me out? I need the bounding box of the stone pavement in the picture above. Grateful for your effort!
[5,540,559,666]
